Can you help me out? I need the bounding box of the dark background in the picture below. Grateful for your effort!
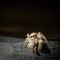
[0,2,60,40]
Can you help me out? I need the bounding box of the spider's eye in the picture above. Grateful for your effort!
[30,35,35,38]
[30,36,33,38]
[33,35,35,37]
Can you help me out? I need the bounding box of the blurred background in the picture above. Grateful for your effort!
[0,2,60,40]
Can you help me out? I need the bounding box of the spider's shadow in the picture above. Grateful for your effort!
[41,43,51,54]
[36,43,51,56]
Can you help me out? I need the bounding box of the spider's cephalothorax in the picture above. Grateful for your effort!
[24,32,48,56]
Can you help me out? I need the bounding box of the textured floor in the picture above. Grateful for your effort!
[0,36,60,60]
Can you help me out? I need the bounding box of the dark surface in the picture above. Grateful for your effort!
[0,36,60,60]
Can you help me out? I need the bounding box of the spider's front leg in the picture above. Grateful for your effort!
[37,40,44,55]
